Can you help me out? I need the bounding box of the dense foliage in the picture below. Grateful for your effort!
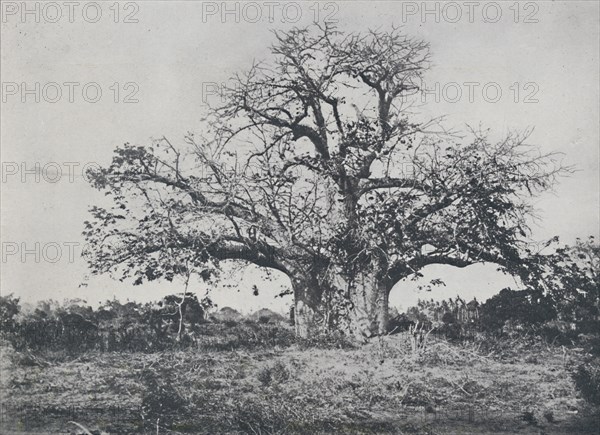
[572,359,600,405]
[393,238,599,340]
[0,294,294,353]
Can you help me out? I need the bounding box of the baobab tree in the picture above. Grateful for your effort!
[83,24,568,338]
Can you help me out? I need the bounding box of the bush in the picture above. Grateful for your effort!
[297,330,356,350]
[539,321,579,346]
[579,333,600,356]
[387,313,414,334]
[0,294,20,335]
[9,313,100,354]
[481,288,556,334]
[195,322,296,351]
[140,367,188,430]
[572,358,600,405]
[257,361,290,386]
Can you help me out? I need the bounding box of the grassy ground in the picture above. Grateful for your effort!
[1,325,598,434]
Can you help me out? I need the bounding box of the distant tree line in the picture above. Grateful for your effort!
[0,294,291,353]
[392,286,598,343]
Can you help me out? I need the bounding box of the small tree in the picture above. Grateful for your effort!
[160,292,206,340]
[523,236,599,331]
[0,293,20,335]
[481,288,556,334]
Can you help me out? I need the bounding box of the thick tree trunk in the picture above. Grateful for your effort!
[292,278,323,338]
[346,271,391,340]
[337,187,393,340]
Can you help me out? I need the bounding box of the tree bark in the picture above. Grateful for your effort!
[344,270,391,340]
[292,278,323,338]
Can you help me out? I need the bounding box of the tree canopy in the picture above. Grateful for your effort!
[84,24,570,338]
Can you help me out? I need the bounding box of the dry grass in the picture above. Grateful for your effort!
[1,331,598,434]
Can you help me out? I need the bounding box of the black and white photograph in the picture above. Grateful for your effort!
[1,1,599,433]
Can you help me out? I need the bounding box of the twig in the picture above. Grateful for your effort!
[67,421,93,435]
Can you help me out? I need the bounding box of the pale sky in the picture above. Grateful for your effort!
[1,1,598,314]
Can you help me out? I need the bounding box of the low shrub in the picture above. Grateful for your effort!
[140,366,188,430]
[521,410,538,426]
[257,360,290,387]
[572,358,600,405]
[230,397,300,434]
[195,322,297,351]
[297,330,356,350]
